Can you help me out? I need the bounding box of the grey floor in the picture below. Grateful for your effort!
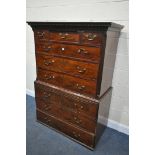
[26,95,129,155]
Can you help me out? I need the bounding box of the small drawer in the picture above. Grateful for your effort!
[36,54,64,72]
[63,74,97,97]
[62,95,98,119]
[81,32,103,45]
[37,110,95,148]
[34,30,49,42]
[35,83,61,105]
[52,43,100,62]
[49,32,80,43]
[37,69,63,87]
[63,59,99,80]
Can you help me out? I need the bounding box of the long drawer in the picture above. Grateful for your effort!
[36,53,99,80]
[34,81,99,119]
[37,110,95,148]
[37,68,97,97]
[36,43,100,62]
[36,99,96,133]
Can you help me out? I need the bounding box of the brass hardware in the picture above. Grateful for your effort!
[74,117,77,120]
[76,66,86,73]
[59,33,73,40]
[44,60,55,65]
[74,103,77,107]
[78,69,86,73]
[76,84,85,90]
[61,47,65,51]
[44,117,48,120]
[45,107,51,111]
[77,48,88,54]
[84,33,97,41]
[80,106,84,109]
[43,45,52,51]
[37,31,45,36]
[73,131,80,138]
[43,92,51,98]
[44,104,48,108]
[44,60,51,66]
[77,48,84,53]
[44,75,55,80]
[75,120,82,124]
[37,32,46,39]
[47,119,51,123]
[59,33,69,39]
[51,60,55,63]
[44,75,52,80]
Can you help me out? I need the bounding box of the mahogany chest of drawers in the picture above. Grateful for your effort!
[27,22,123,149]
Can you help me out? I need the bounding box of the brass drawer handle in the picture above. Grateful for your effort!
[44,104,48,108]
[59,33,68,39]
[78,69,86,73]
[77,48,88,54]
[45,107,51,111]
[74,117,82,124]
[76,120,82,124]
[37,32,45,36]
[73,131,80,138]
[84,33,97,41]
[74,117,77,120]
[43,92,51,98]
[44,75,55,80]
[46,119,51,123]
[59,33,73,40]
[76,66,86,73]
[80,106,84,109]
[44,60,55,65]
[76,84,85,90]
[44,117,48,120]
[44,117,51,123]
[43,45,52,51]
[37,31,45,34]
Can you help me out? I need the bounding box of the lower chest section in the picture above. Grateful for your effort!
[35,81,99,148]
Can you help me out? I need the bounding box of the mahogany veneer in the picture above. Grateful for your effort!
[27,22,123,149]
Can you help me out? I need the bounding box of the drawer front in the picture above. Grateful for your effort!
[59,106,96,133]
[37,69,63,87]
[35,84,61,105]
[34,30,49,42]
[35,81,98,119]
[49,32,80,43]
[62,96,98,119]
[37,110,95,147]
[36,54,64,72]
[36,99,96,133]
[63,59,99,80]
[81,32,103,45]
[63,74,96,97]
[52,43,100,62]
